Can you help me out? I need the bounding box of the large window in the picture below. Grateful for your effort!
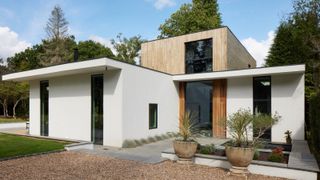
[185,39,213,74]
[40,81,49,136]
[253,76,271,140]
[91,74,104,145]
[149,104,158,129]
[185,81,213,136]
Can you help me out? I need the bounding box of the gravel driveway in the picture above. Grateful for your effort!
[0,151,286,180]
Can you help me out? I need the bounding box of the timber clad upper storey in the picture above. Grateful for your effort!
[141,27,256,74]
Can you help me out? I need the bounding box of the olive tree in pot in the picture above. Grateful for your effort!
[225,109,280,175]
[173,111,198,163]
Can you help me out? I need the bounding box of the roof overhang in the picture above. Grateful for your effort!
[2,58,121,82]
[172,64,305,82]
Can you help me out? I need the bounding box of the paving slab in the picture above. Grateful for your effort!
[73,139,174,164]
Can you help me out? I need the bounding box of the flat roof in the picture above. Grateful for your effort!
[2,57,305,82]
[2,58,120,82]
[172,64,305,82]
[2,57,172,82]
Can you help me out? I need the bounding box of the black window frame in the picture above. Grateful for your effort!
[149,103,158,129]
[253,76,272,141]
[185,38,213,74]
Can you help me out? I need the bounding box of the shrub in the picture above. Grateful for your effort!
[225,108,280,148]
[198,144,215,154]
[268,146,284,163]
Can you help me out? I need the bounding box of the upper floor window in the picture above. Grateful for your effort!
[185,39,212,74]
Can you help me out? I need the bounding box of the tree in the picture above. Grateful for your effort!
[7,44,43,72]
[45,5,69,40]
[0,65,11,117]
[77,40,114,61]
[40,5,74,66]
[158,0,222,38]
[266,0,320,100]
[11,82,29,119]
[111,34,146,64]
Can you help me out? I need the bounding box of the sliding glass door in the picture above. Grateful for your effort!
[91,75,104,145]
[40,81,49,136]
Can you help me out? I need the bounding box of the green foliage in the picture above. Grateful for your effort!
[226,109,280,147]
[39,5,75,66]
[309,92,320,152]
[7,44,43,72]
[266,0,320,101]
[267,147,285,163]
[158,0,222,38]
[198,144,215,154]
[0,133,68,159]
[39,36,77,66]
[77,40,114,60]
[178,111,198,141]
[111,34,146,64]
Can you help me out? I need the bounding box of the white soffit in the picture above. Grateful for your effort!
[172,64,305,82]
[2,58,121,82]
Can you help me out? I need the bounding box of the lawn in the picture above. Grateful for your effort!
[0,133,69,159]
[0,117,28,123]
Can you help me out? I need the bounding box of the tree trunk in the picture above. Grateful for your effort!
[1,99,8,117]
[13,98,22,119]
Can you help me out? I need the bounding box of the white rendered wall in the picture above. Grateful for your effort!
[49,74,91,141]
[29,80,40,135]
[271,74,305,142]
[121,65,179,144]
[226,74,305,142]
[226,77,253,139]
[103,70,124,147]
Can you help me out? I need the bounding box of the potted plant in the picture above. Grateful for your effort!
[173,111,198,163]
[284,130,292,144]
[224,109,280,175]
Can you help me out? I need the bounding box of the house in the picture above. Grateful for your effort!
[2,27,305,147]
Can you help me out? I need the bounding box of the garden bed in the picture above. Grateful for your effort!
[197,142,292,164]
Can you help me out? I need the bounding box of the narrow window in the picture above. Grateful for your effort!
[253,76,271,141]
[91,74,104,145]
[40,81,49,136]
[149,104,158,129]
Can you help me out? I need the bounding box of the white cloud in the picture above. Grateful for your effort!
[88,35,115,53]
[0,26,31,62]
[153,0,176,10]
[241,31,275,67]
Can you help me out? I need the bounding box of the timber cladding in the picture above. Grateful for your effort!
[212,79,227,138]
[141,27,256,74]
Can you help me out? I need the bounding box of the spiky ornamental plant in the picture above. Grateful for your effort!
[178,111,198,141]
[226,109,281,148]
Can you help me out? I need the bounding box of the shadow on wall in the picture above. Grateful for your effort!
[271,74,303,98]
[104,69,121,95]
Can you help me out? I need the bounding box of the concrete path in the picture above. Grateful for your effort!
[288,140,319,172]
[0,127,28,135]
[73,139,173,164]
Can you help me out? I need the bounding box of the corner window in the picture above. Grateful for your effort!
[149,104,158,129]
[185,39,213,74]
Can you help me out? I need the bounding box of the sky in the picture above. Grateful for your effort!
[0,0,294,66]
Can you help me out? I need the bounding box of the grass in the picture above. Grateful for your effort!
[0,117,28,123]
[0,133,69,159]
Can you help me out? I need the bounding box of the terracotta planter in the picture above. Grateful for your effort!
[173,140,198,161]
[225,146,255,175]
